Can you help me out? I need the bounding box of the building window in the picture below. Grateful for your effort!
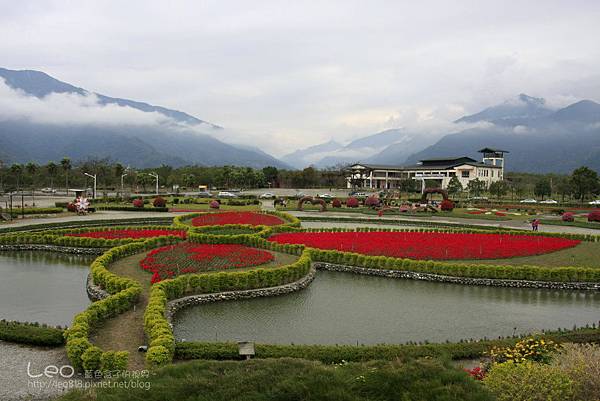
[461,171,470,178]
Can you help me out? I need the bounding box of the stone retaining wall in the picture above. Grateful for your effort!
[0,244,105,255]
[86,273,109,301]
[166,266,317,325]
[314,262,600,291]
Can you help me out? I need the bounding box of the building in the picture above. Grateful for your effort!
[347,148,508,191]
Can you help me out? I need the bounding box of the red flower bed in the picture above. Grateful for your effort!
[140,243,275,283]
[268,231,580,260]
[65,229,187,240]
[191,212,284,226]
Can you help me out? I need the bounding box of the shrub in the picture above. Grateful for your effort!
[483,361,574,401]
[440,199,454,211]
[332,199,342,208]
[132,198,144,208]
[588,211,600,222]
[487,337,559,364]
[146,345,171,368]
[0,320,64,346]
[562,212,575,222]
[365,196,380,208]
[153,196,166,208]
[346,197,359,208]
[209,200,220,209]
[552,343,600,401]
[81,346,103,371]
[67,202,77,212]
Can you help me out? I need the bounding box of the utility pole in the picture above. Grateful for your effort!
[121,173,128,197]
[84,172,97,199]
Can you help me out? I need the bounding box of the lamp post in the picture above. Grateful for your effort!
[84,172,97,199]
[148,172,159,195]
[121,173,128,196]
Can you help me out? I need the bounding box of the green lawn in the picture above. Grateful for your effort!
[58,357,492,401]
[455,241,600,268]
[540,218,600,230]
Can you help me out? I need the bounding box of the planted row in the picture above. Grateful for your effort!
[0,320,65,347]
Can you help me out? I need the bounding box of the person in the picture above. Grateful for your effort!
[531,218,539,231]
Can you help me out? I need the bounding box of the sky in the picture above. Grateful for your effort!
[1,0,600,156]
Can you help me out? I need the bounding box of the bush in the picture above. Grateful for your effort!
[483,361,574,401]
[132,198,144,208]
[440,199,454,211]
[562,212,575,222]
[552,343,600,401]
[346,197,359,208]
[0,320,64,346]
[81,346,103,371]
[364,196,380,208]
[332,199,342,208]
[487,337,560,364]
[153,196,166,208]
[588,211,600,222]
[67,202,77,212]
[146,345,172,368]
[209,200,220,209]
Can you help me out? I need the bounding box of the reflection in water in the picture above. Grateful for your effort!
[174,271,600,345]
[0,251,93,326]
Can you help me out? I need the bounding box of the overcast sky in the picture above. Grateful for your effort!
[2,0,600,156]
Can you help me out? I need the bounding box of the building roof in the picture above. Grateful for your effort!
[478,147,509,154]
[349,159,502,171]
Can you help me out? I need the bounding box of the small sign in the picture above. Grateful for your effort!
[238,341,255,359]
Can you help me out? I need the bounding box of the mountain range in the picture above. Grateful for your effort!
[0,67,290,169]
[1,67,599,173]
[287,94,600,173]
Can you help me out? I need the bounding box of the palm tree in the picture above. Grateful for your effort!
[46,162,58,190]
[25,162,38,188]
[61,157,72,195]
[10,163,23,191]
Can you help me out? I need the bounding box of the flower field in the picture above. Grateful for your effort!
[191,212,285,227]
[140,243,275,283]
[65,229,187,239]
[268,231,580,260]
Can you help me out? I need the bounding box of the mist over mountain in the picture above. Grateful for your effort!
[405,96,600,173]
[0,68,289,168]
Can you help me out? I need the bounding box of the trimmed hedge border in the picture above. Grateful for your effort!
[174,326,600,363]
[315,262,600,290]
[0,217,174,235]
[64,236,183,371]
[0,320,65,347]
[144,247,312,368]
[95,206,169,212]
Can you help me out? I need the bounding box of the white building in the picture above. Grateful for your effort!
[347,148,508,191]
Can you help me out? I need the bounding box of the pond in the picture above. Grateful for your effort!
[173,271,600,345]
[0,251,93,326]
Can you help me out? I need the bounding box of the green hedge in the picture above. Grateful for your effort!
[0,320,65,346]
[2,207,63,216]
[144,248,312,368]
[0,217,174,235]
[175,326,600,363]
[95,206,169,212]
[64,236,182,371]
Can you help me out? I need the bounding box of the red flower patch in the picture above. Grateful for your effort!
[140,243,275,283]
[65,229,187,240]
[191,212,284,226]
[268,231,580,260]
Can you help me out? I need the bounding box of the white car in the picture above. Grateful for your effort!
[539,199,558,204]
[218,191,238,198]
[519,199,537,204]
[317,193,334,199]
[589,200,600,205]
[40,188,56,194]
[259,192,275,199]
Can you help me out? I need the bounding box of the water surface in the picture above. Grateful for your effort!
[174,271,600,344]
[0,251,93,326]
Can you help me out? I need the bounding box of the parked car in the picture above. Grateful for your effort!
[259,192,275,199]
[539,199,558,204]
[519,199,537,203]
[317,193,334,199]
[218,191,238,198]
[589,200,600,205]
[349,191,367,197]
[40,188,56,194]
[197,191,213,198]
[294,192,306,199]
